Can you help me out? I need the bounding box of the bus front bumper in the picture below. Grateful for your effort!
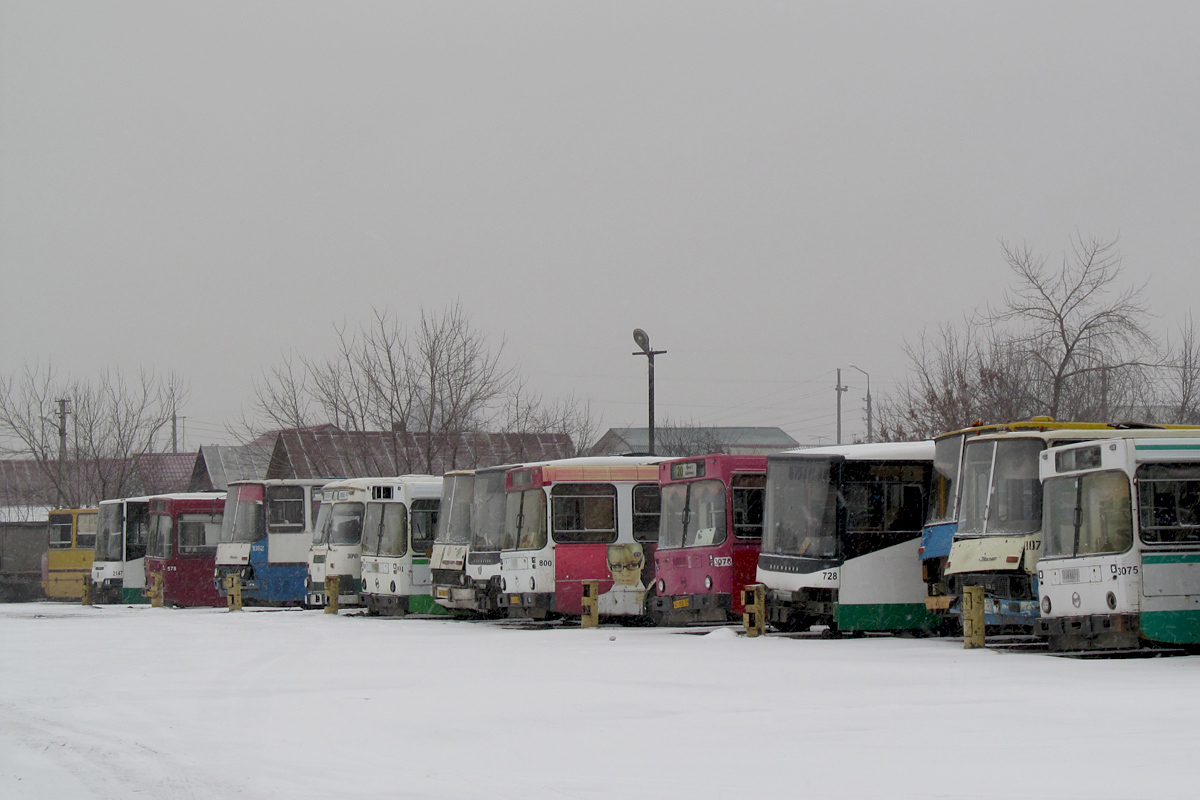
[1036,613,1139,650]
[497,592,553,612]
[651,593,730,614]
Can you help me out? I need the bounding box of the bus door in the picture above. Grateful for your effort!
[835,464,934,631]
[730,472,766,612]
[408,498,440,597]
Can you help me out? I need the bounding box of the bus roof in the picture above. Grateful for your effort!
[771,441,935,462]
[968,427,1200,446]
[97,496,154,506]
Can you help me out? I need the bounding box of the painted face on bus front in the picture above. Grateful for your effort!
[607,543,645,587]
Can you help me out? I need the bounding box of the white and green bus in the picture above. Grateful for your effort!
[308,475,443,614]
[758,442,936,634]
[1035,435,1200,651]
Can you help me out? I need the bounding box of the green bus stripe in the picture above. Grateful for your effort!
[1143,553,1200,564]
[1135,444,1200,451]
[835,602,940,631]
[1140,610,1200,644]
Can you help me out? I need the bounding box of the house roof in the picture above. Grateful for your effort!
[263,428,577,480]
[131,452,197,495]
[189,444,273,491]
[593,426,799,454]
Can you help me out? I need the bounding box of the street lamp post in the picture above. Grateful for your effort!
[632,329,667,455]
[848,363,873,444]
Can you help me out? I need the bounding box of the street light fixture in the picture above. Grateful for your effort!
[848,363,873,443]
[632,329,667,455]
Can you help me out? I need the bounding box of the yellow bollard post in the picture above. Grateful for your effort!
[743,583,766,638]
[963,585,985,649]
[226,574,243,612]
[580,580,599,628]
[325,575,340,615]
[81,575,93,606]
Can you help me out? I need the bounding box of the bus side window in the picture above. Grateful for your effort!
[632,484,660,543]
[75,513,98,549]
[266,486,306,533]
[732,483,765,539]
[410,499,439,554]
[48,515,73,549]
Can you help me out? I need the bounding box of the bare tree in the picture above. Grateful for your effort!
[244,303,585,470]
[880,234,1162,439]
[0,364,187,506]
[653,418,729,457]
[1164,313,1200,424]
[990,235,1156,419]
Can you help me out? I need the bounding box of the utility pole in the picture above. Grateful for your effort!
[171,412,178,453]
[633,329,666,455]
[835,369,848,445]
[849,363,873,443]
[55,398,70,508]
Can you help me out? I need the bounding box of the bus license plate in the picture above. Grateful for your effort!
[673,598,690,609]
[510,594,521,605]
[436,587,449,599]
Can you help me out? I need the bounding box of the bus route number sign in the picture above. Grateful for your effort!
[671,461,705,481]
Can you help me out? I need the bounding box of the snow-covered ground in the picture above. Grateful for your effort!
[1,603,1198,800]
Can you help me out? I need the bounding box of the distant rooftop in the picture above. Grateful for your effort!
[591,427,799,457]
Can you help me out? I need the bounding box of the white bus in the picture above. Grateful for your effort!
[358,475,443,615]
[92,496,153,604]
[758,442,935,634]
[308,475,441,610]
[498,456,664,620]
[430,465,520,614]
[1035,435,1200,651]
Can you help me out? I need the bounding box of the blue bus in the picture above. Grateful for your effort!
[214,479,329,605]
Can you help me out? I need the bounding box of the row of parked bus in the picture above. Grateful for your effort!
[38,417,1200,654]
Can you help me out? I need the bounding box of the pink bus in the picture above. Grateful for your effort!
[144,493,226,607]
[497,457,664,620]
[651,455,766,624]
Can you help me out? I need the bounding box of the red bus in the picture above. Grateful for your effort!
[651,455,766,624]
[498,456,664,620]
[144,492,226,607]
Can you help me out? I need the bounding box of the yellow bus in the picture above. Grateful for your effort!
[42,508,98,600]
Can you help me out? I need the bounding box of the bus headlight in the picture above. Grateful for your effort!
[501,577,507,591]
[1041,596,1052,614]
[1107,591,1117,610]
[391,581,396,593]
[529,577,535,591]
[705,576,713,590]
[657,579,665,593]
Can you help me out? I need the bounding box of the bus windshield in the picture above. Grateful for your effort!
[312,503,332,545]
[928,434,964,525]
[763,459,838,559]
[503,489,547,550]
[1136,464,1200,544]
[659,480,727,549]
[222,485,264,544]
[97,505,124,561]
[472,471,508,552]
[329,503,365,546]
[958,439,1044,535]
[434,475,474,545]
[1043,471,1133,557]
[148,513,172,559]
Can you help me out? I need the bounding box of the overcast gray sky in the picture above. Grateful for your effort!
[2,2,1198,449]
